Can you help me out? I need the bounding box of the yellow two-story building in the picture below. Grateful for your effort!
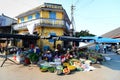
[13,3,71,50]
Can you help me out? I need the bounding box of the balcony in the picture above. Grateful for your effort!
[13,18,66,30]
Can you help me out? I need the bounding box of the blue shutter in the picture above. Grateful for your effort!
[35,12,40,19]
[49,32,56,42]
[28,15,32,20]
[21,18,24,22]
[49,12,56,19]
[43,46,50,51]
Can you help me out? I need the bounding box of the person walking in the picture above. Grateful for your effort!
[103,43,107,53]
[95,43,100,53]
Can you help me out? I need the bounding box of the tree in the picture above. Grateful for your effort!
[75,30,95,37]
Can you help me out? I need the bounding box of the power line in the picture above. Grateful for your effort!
[71,0,95,31]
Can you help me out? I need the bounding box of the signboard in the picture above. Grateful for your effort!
[44,3,63,9]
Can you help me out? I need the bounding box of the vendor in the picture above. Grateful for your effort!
[53,49,60,58]
[42,50,52,62]
[46,50,52,62]
[65,49,72,60]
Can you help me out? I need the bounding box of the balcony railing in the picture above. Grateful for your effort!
[13,18,65,30]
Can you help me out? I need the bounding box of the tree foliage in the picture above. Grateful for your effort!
[75,30,96,37]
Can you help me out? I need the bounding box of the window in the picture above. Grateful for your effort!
[28,15,32,20]
[35,12,40,19]
[21,18,24,22]
[49,11,56,19]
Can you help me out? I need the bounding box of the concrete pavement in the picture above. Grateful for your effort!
[102,51,120,70]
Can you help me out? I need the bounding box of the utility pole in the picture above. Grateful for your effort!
[69,4,76,47]
[70,4,75,37]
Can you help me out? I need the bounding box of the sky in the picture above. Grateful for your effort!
[0,0,120,36]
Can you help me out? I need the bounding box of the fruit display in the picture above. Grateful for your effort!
[69,59,80,65]
[67,65,76,71]
[56,69,63,75]
[63,62,70,66]
[76,67,84,71]
[88,57,97,63]
[39,62,50,72]
[63,67,70,75]
[40,68,48,72]
[48,67,55,73]
[56,65,63,75]
[38,50,104,75]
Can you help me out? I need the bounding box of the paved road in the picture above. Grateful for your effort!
[102,51,120,70]
[0,52,120,80]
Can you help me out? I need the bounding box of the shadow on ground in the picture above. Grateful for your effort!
[102,52,120,70]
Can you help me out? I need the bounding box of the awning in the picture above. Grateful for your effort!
[80,36,120,43]
[41,35,93,42]
[0,33,39,39]
[96,37,120,43]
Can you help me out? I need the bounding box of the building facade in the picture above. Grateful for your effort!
[0,14,17,27]
[0,14,17,47]
[0,14,17,33]
[13,3,71,50]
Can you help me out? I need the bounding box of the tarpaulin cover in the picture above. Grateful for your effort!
[80,36,120,43]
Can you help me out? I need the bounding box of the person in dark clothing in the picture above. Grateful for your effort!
[46,50,52,62]
[42,50,52,62]
[54,49,61,58]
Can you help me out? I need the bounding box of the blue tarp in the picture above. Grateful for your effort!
[96,37,120,43]
[80,36,120,43]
